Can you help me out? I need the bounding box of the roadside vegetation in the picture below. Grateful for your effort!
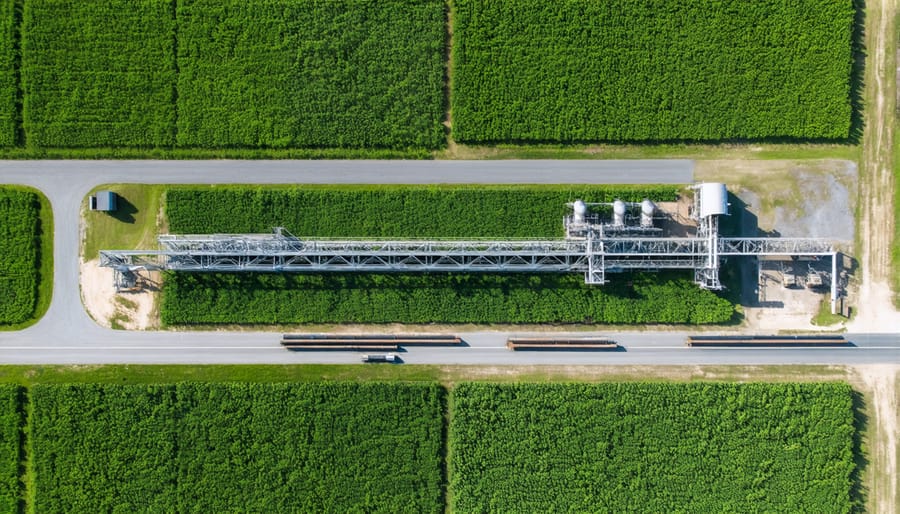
[812,298,848,327]
[0,186,52,329]
[82,184,164,260]
[0,147,430,159]
[0,363,854,385]
[450,382,857,512]
[437,142,860,161]
[0,372,863,512]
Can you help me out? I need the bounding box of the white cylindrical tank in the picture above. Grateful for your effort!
[573,200,587,223]
[640,199,656,227]
[612,200,626,226]
[699,183,728,218]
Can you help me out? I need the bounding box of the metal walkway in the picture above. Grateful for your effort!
[100,233,834,281]
[99,183,842,312]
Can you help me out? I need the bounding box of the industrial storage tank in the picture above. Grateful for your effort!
[573,200,587,223]
[699,183,728,218]
[613,200,626,226]
[640,199,656,227]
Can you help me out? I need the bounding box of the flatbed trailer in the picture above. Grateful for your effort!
[282,344,399,351]
[506,337,618,351]
[281,334,461,346]
[686,335,848,347]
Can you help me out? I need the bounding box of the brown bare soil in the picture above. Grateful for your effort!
[852,0,900,332]
[849,1,899,509]
[853,365,899,514]
[80,259,158,330]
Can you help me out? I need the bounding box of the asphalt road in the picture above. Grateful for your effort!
[0,330,896,365]
[0,158,897,365]
[0,159,694,186]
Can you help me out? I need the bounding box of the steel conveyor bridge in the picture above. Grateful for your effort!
[99,183,843,312]
[100,233,835,285]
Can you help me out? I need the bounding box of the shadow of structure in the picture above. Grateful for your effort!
[106,195,138,224]
[850,389,869,513]
[718,193,765,310]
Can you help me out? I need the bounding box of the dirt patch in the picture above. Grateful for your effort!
[851,281,900,332]
[854,365,899,514]
[80,259,159,330]
[744,293,834,332]
[695,159,857,242]
[773,171,855,239]
[435,364,851,385]
[852,0,900,328]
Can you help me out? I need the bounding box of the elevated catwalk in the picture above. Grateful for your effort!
[100,183,841,312]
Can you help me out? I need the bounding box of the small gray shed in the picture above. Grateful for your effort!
[90,191,118,211]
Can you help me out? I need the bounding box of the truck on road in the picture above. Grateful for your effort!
[361,353,398,363]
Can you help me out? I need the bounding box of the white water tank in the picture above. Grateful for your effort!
[699,183,728,218]
[640,199,656,227]
[613,200,626,226]
[573,200,587,223]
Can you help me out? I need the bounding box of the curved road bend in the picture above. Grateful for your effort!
[0,159,896,364]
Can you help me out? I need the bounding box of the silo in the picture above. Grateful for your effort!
[699,183,728,218]
[573,200,587,223]
[613,200,626,226]
[640,199,656,227]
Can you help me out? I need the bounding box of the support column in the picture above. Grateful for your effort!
[831,251,840,315]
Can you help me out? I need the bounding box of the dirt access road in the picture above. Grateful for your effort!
[853,0,899,511]
[854,0,900,329]
[857,365,898,514]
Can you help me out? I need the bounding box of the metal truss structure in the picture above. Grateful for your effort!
[100,233,834,283]
[99,183,842,312]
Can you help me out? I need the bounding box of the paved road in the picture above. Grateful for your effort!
[0,330,896,365]
[0,158,897,365]
[0,159,694,185]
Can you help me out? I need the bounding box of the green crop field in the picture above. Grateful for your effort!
[30,384,178,512]
[175,383,443,512]
[31,382,444,512]
[451,0,855,143]
[0,375,867,512]
[0,385,20,514]
[161,185,734,325]
[21,0,176,147]
[176,0,446,149]
[0,188,41,325]
[0,0,15,147]
[165,185,678,237]
[450,382,856,513]
[0,0,863,154]
[162,271,734,325]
